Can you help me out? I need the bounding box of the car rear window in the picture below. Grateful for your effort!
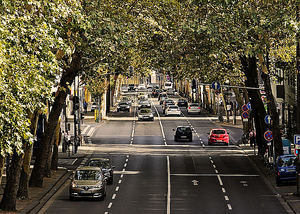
[212,130,226,134]
[169,106,178,109]
[190,104,199,107]
[177,127,191,132]
[278,157,296,167]
[140,109,151,113]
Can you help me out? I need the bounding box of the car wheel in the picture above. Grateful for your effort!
[108,177,113,185]
[117,109,119,112]
[189,137,192,142]
[276,177,281,186]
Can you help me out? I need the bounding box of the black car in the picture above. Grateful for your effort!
[128,84,135,92]
[152,89,161,98]
[117,102,130,112]
[86,158,115,185]
[173,126,193,142]
[177,99,188,107]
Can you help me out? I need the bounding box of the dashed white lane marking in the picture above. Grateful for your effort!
[71,158,78,166]
[167,156,171,214]
[112,194,116,200]
[127,155,129,158]
[225,196,229,201]
[108,202,112,209]
[217,175,223,186]
[209,157,212,159]
[215,169,219,174]
[120,174,124,178]
[118,180,122,184]
[126,159,128,162]
[227,204,232,210]
[213,165,216,168]
[124,163,127,167]
[222,188,226,193]
[210,160,214,164]
[104,212,108,214]
[116,186,119,191]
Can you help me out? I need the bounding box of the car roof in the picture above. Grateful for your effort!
[88,158,110,162]
[76,166,102,171]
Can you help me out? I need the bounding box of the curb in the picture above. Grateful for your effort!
[21,169,71,214]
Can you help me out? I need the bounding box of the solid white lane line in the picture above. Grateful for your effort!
[116,186,119,191]
[71,158,78,166]
[227,204,232,210]
[118,180,122,184]
[225,196,229,201]
[152,103,167,145]
[217,175,223,186]
[222,188,226,193]
[112,194,116,200]
[108,203,112,208]
[167,156,171,214]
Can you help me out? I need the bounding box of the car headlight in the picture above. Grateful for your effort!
[138,115,143,118]
[280,169,285,172]
[71,182,78,188]
[104,172,110,177]
[150,114,153,117]
[94,184,103,189]
[126,106,130,108]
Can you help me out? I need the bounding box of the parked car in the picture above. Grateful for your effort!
[90,102,99,112]
[208,129,229,145]
[187,103,201,114]
[86,158,115,185]
[173,126,193,142]
[177,99,188,107]
[165,105,181,116]
[275,155,297,186]
[137,108,154,121]
[138,100,151,109]
[117,102,130,112]
[69,166,107,200]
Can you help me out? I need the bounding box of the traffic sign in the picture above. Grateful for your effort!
[242,111,249,119]
[211,81,220,90]
[246,102,251,110]
[294,134,300,145]
[264,130,273,141]
[264,115,271,125]
[242,104,249,112]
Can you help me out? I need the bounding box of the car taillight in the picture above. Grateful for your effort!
[188,107,191,109]
[278,172,280,176]
[198,107,200,109]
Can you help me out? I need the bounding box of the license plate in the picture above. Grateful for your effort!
[181,136,187,138]
[80,190,91,194]
[217,140,222,142]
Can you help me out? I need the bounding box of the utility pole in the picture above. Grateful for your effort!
[73,76,77,154]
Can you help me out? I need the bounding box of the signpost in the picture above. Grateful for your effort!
[264,115,271,125]
[242,104,249,112]
[211,81,221,90]
[264,130,273,141]
[242,111,249,119]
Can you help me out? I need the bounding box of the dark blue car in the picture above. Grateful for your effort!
[275,155,297,186]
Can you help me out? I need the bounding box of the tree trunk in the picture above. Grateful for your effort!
[221,88,229,122]
[17,111,40,199]
[0,155,5,185]
[0,150,24,211]
[29,52,81,187]
[51,125,61,171]
[44,143,53,178]
[233,88,248,132]
[240,55,267,156]
[296,5,300,133]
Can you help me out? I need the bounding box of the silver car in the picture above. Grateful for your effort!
[165,105,181,116]
[187,103,201,114]
[69,166,107,200]
[138,108,154,121]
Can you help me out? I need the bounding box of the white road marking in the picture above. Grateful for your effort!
[126,159,128,162]
[171,173,259,177]
[116,186,119,191]
[152,102,167,145]
[118,180,122,184]
[213,165,216,168]
[167,156,171,214]
[210,160,214,164]
[217,175,223,186]
[124,163,127,167]
[225,196,229,201]
[127,155,129,158]
[71,158,78,166]
[227,204,232,210]
[243,184,248,187]
[222,188,226,193]
[87,127,96,137]
[82,125,90,135]
[209,157,212,159]
[104,212,108,214]
[122,169,125,172]
[108,203,112,209]
[114,170,140,175]
[120,174,124,178]
[215,170,219,174]
[112,194,116,200]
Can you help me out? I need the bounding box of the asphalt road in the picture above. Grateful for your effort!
[44,95,289,214]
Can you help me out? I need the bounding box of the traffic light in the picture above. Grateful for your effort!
[73,96,79,110]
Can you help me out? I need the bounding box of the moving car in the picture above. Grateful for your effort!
[158,92,168,101]
[162,99,175,114]
[177,99,188,107]
[69,166,107,200]
[138,100,151,109]
[173,126,193,142]
[208,129,229,145]
[165,105,181,116]
[117,102,130,112]
[128,84,135,92]
[90,102,99,112]
[138,92,149,100]
[120,96,133,106]
[275,155,297,186]
[159,96,168,105]
[137,108,154,121]
[152,89,161,98]
[187,103,201,114]
[86,158,115,185]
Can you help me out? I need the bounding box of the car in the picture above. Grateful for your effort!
[158,92,168,101]
[208,129,229,145]
[90,102,99,112]
[117,102,130,112]
[159,96,168,105]
[120,96,133,106]
[162,99,175,113]
[187,103,201,114]
[152,89,161,98]
[177,99,188,107]
[166,88,177,95]
[121,85,128,93]
[137,108,154,121]
[86,158,115,185]
[128,84,136,92]
[138,100,151,109]
[137,84,147,92]
[165,105,181,116]
[173,126,193,142]
[138,92,149,100]
[275,155,297,186]
[69,166,107,200]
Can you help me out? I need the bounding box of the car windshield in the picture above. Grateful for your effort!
[119,102,128,105]
[177,127,191,132]
[88,160,110,168]
[140,109,151,113]
[212,130,226,134]
[74,170,102,180]
[278,157,296,167]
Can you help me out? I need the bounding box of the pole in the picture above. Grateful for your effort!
[73,76,77,154]
[296,4,300,196]
[77,75,81,146]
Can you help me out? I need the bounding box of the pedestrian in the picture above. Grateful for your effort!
[83,101,88,113]
[249,129,256,147]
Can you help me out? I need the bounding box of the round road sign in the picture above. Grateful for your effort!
[211,81,221,90]
[242,111,249,119]
[264,130,273,141]
[264,115,271,125]
[242,104,248,112]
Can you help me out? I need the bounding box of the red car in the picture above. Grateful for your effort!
[208,129,229,145]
